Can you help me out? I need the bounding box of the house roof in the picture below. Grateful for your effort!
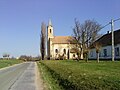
[51,36,75,44]
[91,29,120,48]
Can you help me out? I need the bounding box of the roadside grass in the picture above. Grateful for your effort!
[39,60,120,90]
[37,62,63,90]
[0,59,23,69]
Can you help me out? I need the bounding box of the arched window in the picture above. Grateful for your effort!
[73,54,75,57]
[50,29,51,33]
[63,49,66,54]
[55,49,58,53]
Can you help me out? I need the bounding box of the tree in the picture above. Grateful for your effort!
[19,55,32,61]
[70,20,83,61]
[94,42,102,63]
[40,22,46,60]
[70,44,81,61]
[72,19,102,62]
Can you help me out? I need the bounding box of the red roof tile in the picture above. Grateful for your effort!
[51,36,74,44]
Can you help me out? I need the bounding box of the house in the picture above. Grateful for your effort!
[47,20,83,60]
[89,29,120,59]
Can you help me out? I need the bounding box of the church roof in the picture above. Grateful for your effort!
[51,36,75,44]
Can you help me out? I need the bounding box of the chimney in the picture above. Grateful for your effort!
[107,31,109,34]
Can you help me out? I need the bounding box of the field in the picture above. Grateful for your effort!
[0,59,23,69]
[38,60,120,90]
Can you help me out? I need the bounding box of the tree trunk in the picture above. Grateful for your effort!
[86,53,88,62]
[97,52,99,63]
[84,53,88,62]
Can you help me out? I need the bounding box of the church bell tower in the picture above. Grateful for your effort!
[47,19,54,40]
[47,19,54,59]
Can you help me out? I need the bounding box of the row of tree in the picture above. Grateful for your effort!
[19,55,41,61]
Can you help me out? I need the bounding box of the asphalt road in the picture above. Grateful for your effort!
[0,62,43,90]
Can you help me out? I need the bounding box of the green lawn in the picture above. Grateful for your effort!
[38,60,120,90]
[0,59,23,69]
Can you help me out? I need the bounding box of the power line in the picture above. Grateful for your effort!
[100,23,110,30]
[100,18,120,31]
[113,18,120,22]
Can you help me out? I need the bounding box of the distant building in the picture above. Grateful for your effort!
[89,29,120,59]
[16,57,19,60]
[47,20,82,59]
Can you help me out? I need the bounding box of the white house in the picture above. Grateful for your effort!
[89,29,120,59]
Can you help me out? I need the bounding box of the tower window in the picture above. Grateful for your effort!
[50,29,51,33]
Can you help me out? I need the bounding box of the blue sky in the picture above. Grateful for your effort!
[0,0,120,58]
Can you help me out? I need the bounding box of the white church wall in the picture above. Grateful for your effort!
[52,44,69,59]
[51,43,76,59]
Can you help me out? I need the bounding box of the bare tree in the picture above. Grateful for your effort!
[71,20,83,61]
[72,19,102,62]
[70,44,81,61]
[94,42,102,63]
[40,22,46,60]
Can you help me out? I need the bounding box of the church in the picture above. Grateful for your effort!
[47,20,81,60]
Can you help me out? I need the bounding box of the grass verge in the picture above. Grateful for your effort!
[0,59,23,69]
[37,61,63,90]
[39,60,120,90]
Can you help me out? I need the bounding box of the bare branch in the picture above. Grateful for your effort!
[71,19,102,61]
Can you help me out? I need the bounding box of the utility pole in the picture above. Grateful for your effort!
[111,19,114,61]
[100,18,120,61]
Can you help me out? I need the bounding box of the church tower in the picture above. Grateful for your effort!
[47,19,54,40]
[47,19,54,59]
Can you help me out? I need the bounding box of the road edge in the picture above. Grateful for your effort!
[35,62,45,90]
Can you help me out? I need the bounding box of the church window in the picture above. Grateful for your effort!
[73,54,75,57]
[55,49,58,53]
[63,49,66,54]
